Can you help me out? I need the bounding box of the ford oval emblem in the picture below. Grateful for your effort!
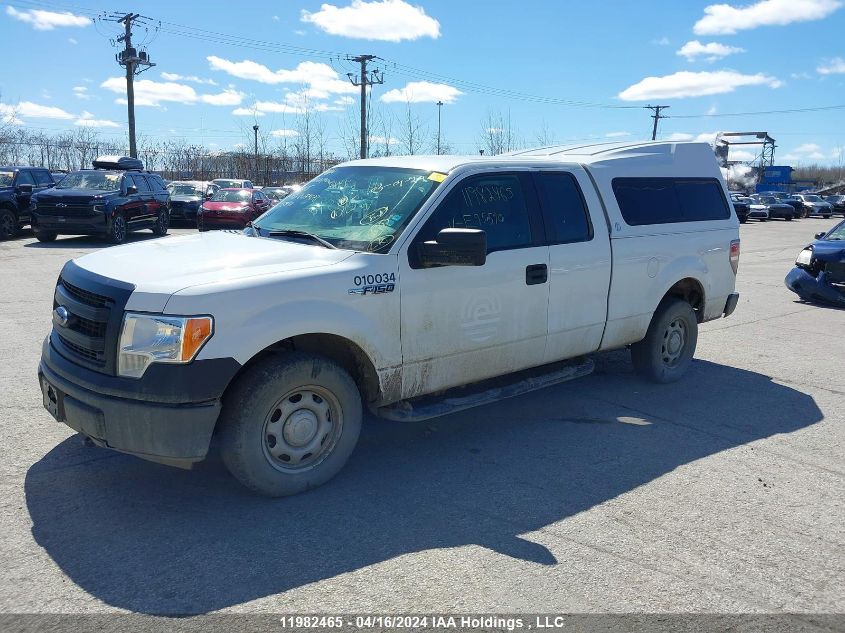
[54,306,70,327]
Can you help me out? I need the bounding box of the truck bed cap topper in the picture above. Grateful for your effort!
[92,155,144,171]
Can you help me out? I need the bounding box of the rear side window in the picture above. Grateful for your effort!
[131,174,150,192]
[613,178,730,226]
[535,172,592,244]
[35,170,53,186]
[16,171,35,186]
[146,175,166,191]
[418,173,533,252]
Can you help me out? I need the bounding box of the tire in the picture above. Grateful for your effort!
[152,208,169,236]
[107,212,127,244]
[220,352,363,497]
[34,231,57,243]
[823,215,831,219]
[786,214,793,221]
[631,298,698,384]
[0,208,17,240]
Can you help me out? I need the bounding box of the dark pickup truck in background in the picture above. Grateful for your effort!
[0,166,55,239]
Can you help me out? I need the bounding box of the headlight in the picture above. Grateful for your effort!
[118,313,213,378]
[93,204,105,212]
[796,248,813,267]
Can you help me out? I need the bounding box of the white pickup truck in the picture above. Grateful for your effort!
[39,141,740,496]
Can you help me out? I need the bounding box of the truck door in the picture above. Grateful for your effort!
[398,171,549,399]
[534,169,612,362]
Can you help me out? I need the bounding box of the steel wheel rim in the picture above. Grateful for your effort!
[661,318,687,367]
[113,216,126,241]
[261,385,343,473]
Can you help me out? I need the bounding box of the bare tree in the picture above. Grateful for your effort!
[535,118,555,147]
[478,109,521,156]
[398,100,428,156]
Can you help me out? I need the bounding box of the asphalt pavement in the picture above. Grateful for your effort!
[0,218,842,617]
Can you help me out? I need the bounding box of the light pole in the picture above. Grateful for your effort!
[436,100,444,155]
[252,124,259,184]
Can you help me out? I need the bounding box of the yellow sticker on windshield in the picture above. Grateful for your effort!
[428,172,447,182]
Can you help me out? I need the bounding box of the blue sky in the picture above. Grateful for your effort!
[1,0,844,166]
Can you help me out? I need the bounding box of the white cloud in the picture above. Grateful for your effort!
[618,70,782,100]
[101,77,242,107]
[0,104,23,125]
[232,107,265,117]
[200,89,244,106]
[781,143,827,162]
[161,72,218,86]
[694,0,842,35]
[729,149,756,161]
[301,0,440,41]
[651,36,671,46]
[0,101,75,120]
[5,6,90,30]
[706,105,718,115]
[74,111,119,128]
[677,40,745,62]
[73,86,91,100]
[817,57,845,74]
[380,80,462,104]
[270,129,299,138]
[207,57,356,99]
[272,15,280,21]
[605,131,631,138]
[68,37,77,44]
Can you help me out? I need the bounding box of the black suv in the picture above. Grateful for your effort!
[30,156,170,244]
[0,166,55,239]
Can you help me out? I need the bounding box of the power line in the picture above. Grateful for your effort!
[346,55,384,159]
[645,105,669,140]
[671,104,845,119]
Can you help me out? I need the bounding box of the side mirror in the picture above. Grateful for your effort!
[16,184,33,194]
[417,228,486,268]
[125,185,138,196]
[815,232,826,240]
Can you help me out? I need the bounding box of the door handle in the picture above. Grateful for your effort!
[525,263,548,285]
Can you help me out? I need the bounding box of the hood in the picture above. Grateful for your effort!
[203,200,250,212]
[35,187,112,203]
[171,195,202,203]
[72,230,355,297]
[810,239,845,263]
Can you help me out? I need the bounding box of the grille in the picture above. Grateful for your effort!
[71,315,107,338]
[60,278,110,308]
[56,334,100,362]
[37,203,92,216]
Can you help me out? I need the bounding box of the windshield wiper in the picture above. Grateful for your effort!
[267,229,337,249]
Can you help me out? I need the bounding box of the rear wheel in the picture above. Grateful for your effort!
[220,352,363,497]
[107,213,127,244]
[631,298,698,384]
[786,214,793,221]
[34,230,57,243]
[152,208,169,236]
[0,208,17,240]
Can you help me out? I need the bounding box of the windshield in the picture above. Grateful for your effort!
[170,184,203,196]
[56,171,122,191]
[263,188,289,200]
[0,171,13,187]
[254,166,441,252]
[760,196,778,204]
[803,195,822,202]
[821,221,845,240]
[214,179,242,189]
[211,189,251,202]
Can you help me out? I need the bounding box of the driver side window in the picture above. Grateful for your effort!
[416,173,532,252]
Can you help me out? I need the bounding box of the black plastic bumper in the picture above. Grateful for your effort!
[723,292,740,317]
[38,336,241,467]
[785,267,845,306]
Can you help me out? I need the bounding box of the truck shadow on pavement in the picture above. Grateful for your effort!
[25,353,823,615]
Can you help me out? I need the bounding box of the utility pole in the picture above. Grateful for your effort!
[111,12,154,158]
[253,124,259,184]
[346,55,384,159]
[436,100,444,155]
[645,105,669,141]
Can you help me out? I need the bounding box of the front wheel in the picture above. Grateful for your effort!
[35,230,57,243]
[631,298,698,383]
[786,214,793,221]
[152,208,169,236]
[107,213,127,244]
[0,208,17,240]
[220,352,363,497]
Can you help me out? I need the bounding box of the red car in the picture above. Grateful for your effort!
[197,188,272,231]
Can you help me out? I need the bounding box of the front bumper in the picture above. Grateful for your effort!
[784,266,845,306]
[38,336,241,467]
[32,211,107,235]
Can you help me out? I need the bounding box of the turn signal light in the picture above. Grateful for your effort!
[729,239,740,275]
[182,317,213,360]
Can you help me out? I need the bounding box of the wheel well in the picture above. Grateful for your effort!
[231,334,381,405]
[663,278,705,322]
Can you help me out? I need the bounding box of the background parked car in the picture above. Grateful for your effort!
[30,156,171,244]
[0,165,55,239]
[794,193,833,218]
[212,177,254,189]
[167,181,218,222]
[729,192,750,223]
[750,194,795,221]
[770,192,805,217]
[197,187,272,231]
[785,219,845,306]
[823,194,845,216]
[262,186,295,203]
